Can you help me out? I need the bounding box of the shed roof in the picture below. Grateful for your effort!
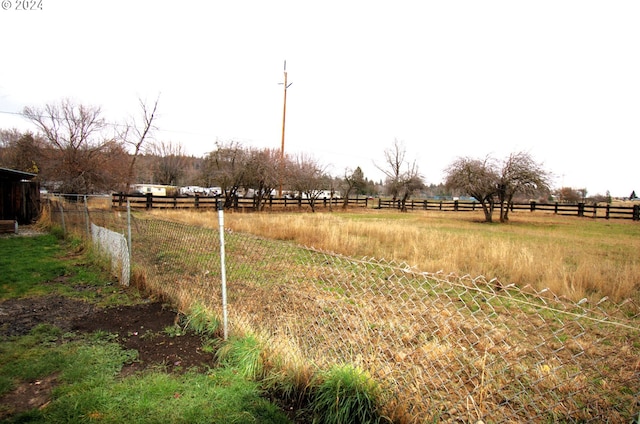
[0,167,37,181]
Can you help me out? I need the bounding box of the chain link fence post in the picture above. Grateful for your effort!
[218,198,229,340]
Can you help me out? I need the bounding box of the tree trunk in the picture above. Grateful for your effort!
[400,192,409,212]
[501,203,510,222]
[499,200,507,222]
[481,198,494,222]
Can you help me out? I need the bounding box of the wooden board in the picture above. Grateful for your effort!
[0,220,17,234]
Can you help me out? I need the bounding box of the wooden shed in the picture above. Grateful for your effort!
[0,167,41,229]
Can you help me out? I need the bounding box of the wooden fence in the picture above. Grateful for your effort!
[376,199,640,220]
[111,193,370,211]
[111,193,640,220]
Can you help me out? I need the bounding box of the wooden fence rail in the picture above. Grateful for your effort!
[375,199,640,221]
[111,193,370,211]
[111,193,640,220]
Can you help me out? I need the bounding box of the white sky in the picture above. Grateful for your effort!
[1,0,638,197]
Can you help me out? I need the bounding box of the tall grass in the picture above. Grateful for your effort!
[312,364,388,424]
[149,209,640,303]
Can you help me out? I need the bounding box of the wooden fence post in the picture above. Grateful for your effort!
[195,194,200,208]
[633,204,640,221]
[145,193,152,209]
[578,203,585,217]
[530,201,536,212]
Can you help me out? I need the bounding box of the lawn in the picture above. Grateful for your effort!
[0,234,293,423]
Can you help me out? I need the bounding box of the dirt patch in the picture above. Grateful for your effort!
[0,295,215,419]
[73,301,215,374]
[0,374,58,418]
[0,295,97,337]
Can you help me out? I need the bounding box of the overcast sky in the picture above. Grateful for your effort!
[1,1,638,197]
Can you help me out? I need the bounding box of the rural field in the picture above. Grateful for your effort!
[132,206,640,422]
[149,207,640,304]
[45,199,640,422]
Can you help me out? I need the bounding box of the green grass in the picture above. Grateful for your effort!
[0,234,292,424]
[0,325,289,423]
[0,234,142,306]
[0,234,68,298]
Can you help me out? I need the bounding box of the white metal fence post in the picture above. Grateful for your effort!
[218,200,229,340]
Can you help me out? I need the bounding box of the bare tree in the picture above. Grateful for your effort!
[341,166,366,209]
[445,153,551,223]
[23,99,121,193]
[287,153,327,212]
[149,140,187,186]
[555,187,585,203]
[88,140,129,192]
[496,152,551,222]
[243,148,281,211]
[376,139,424,212]
[444,156,498,222]
[200,140,248,209]
[0,129,44,174]
[120,95,160,192]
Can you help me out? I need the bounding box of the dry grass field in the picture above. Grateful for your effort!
[137,206,639,422]
[62,198,639,421]
[147,207,640,304]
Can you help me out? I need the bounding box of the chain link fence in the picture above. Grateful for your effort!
[47,198,640,423]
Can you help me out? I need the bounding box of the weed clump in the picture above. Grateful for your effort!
[312,364,388,424]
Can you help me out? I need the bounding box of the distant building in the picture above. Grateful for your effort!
[130,184,176,197]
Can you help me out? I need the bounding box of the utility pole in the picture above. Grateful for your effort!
[279,60,292,197]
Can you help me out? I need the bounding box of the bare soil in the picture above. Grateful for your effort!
[0,294,215,419]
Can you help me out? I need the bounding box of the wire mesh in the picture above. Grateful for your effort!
[50,201,640,423]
